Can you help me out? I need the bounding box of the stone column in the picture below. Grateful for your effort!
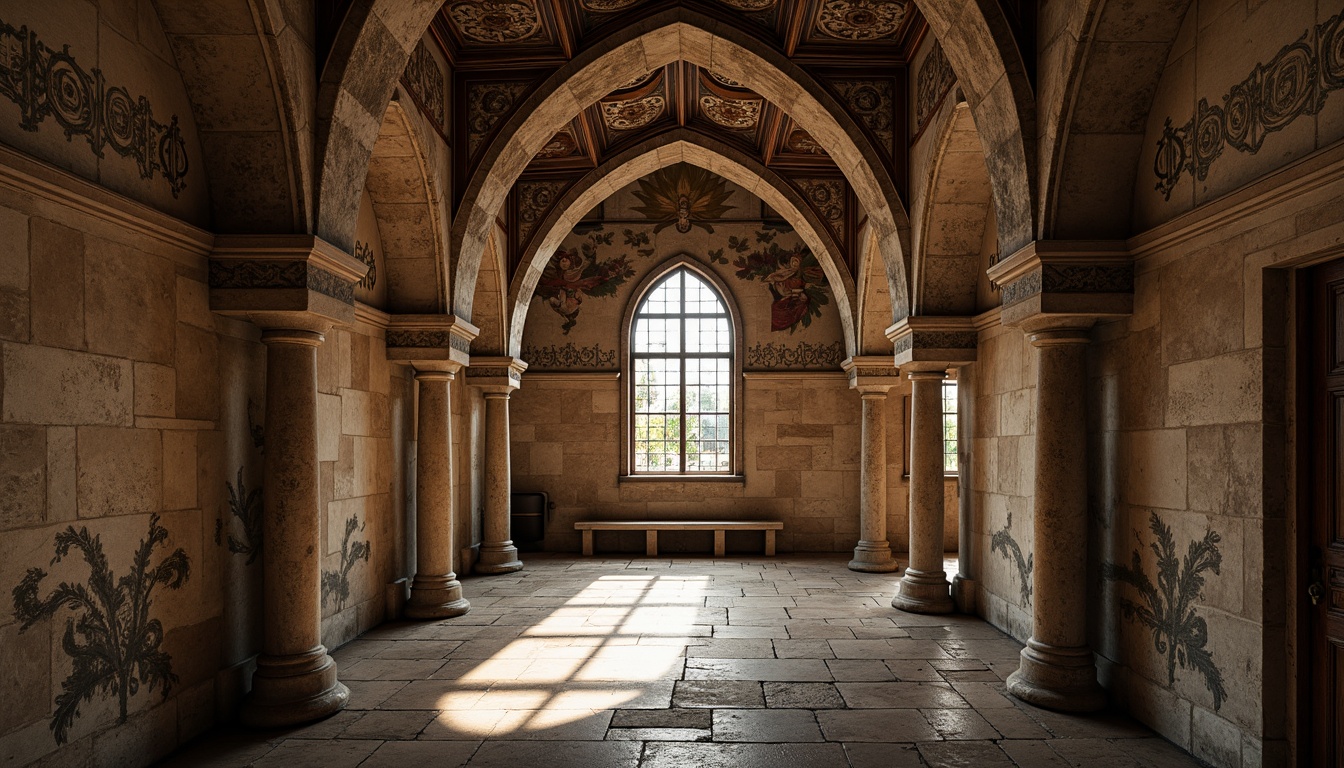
[209,235,368,729]
[850,387,897,572]
[892,369,954,614]
[1005,322,1105,712]
[406,367,470,619]
[241,328,349,726]
[952,373,976,612]
[477,389,523,574]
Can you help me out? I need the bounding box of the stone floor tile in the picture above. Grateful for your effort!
[998,739,1074,767]
[885,660,943,681]
[338,709,436,740]
[711,709,823,742]
[359,740,481,768]
[372,640,466,659]
[379,680,485,710]
[772,639,835,658]
[948,681,1016,708]
[815,709,941,742]
[340,658,447,681]
[921,708,1001,740]
[466,740,640,768]
[251,739,381,768]
[611,709,712,728]
[685,639,776,658]
[784,621,857,640]
[842,742,927,768]
[824,659,895,681]
[684,658,832,681]
[639,742,848,768]
[1046,738,1146,767]
[918,740,1015,767]
[281,710,364,740]
[762,682,846,708]
[940,668,1002,682]
[672,680,765,708]
[829,639,950,660]
[835,682,967,709]
[343,680,408,710]
[605,727,711,741]
[1026,709,1157,740]
[712,625,789,639]
[979,706,1052,739]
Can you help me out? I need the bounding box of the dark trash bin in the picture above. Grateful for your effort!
[511,492,548,551]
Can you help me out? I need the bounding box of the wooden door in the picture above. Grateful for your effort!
[1310,258,1344,766]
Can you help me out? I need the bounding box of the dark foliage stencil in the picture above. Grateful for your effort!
[990,512,1033,605]
[217,467,263,565]
[1103,512,1227,711]
[11,514,190,744]
[322,515,370,612]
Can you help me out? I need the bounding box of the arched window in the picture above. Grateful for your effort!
[630,266,734,474]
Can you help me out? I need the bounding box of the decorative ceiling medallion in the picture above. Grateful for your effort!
[700,93,762,129]
[785,128,827,155]
[602,95,666,130]
[517,179,568,245]
[796,178,845,225]
[831,79,894,155]
[467,81,532,157]
[580,0,643,10]
[536,128,579,159]
[717,0,777,10]
[447,1,542,44]
[816,0,908,41]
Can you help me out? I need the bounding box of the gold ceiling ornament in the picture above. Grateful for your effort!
[580,0,644,10]
[816,0,907,41]
[447,1,543,44]
[632,164,738,234]
[601,95,666,131]
[700,93,762,129]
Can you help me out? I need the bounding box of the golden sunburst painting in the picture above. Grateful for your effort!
[631,163,737,234]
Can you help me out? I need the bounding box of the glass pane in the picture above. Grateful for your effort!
[643,271,682,315]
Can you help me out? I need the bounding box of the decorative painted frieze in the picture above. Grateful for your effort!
[745,340,845,369]
[522,342,618,370]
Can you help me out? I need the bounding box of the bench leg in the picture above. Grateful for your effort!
[764,530,776,557]
[646,530,658,557]
[714,530,725,557]
[582,530,593,557]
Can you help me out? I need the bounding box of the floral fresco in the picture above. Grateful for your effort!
[632,163,737,234]
[717,228,829,332]
[535,228,644,333]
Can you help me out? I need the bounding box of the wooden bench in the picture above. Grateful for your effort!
[574,520,784,557]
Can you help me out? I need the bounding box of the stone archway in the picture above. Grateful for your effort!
[855,225,899,354]
[913,102,994,316]
[365,96,449,313]
[504,130,858,360]
[452,8,908,332]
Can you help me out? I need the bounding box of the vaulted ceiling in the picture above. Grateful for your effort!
[424,0,927,279]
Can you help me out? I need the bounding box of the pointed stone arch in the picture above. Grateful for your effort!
[855,224,899,355]
[454,8,909,333]
[504,130,857,360]
[365,95,448,313]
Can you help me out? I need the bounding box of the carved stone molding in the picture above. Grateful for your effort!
[986,241,1133,327]
[209,235,368,331]
[386,314,480,370]
[842,355,900,391]
[467,355,528,392]
[886,315,977,368]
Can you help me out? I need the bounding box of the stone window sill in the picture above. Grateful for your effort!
[619,474,746,484]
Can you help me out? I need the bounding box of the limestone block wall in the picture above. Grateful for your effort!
[0,157,424,766]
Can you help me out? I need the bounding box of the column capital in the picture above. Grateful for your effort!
[907,369,947,381]
[986,240,1133,328]
[468,356,527,393]
[387,314,478,371]
[886,315,977,368]
[209,234,368,333]
[842,355,900,392]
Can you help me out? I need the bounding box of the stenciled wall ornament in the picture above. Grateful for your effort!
[217,467,263,565]
[744,340,845,369]
[401,39,447,134]
[11,515,190,744]
[915,40,955,133]
[1154,10,1344,199]
[1103,512,1227,712]
[322,514,371,613]
[990,512,1032,605]
[467,81,532,158]
[353,239,377,291]
[521,342,618,369]
[0,19,190,197]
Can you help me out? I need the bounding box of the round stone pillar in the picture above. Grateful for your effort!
[476,390,523,574]
[1005,325,1105,712]
[406,369,471,619]
[241,329,349,727]
[850,388,897,572]
[892,370,954,614]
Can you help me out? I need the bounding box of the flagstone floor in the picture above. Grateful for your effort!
[166,554,1204,768]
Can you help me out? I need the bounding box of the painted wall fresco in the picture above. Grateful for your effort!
[0,0,209,225]
[11,515,189,745]
[631,164,737,234]
[535,229,639,333]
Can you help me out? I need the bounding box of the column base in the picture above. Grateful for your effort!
[1005,637,1106,713]
[405,574,471,620]
[952,574,977,613]
[475,542,523,574]
[891,567,954,614]
[240,646,349,728]
[848,540,898,573]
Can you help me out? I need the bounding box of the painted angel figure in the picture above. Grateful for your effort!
[535,239,636,333]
